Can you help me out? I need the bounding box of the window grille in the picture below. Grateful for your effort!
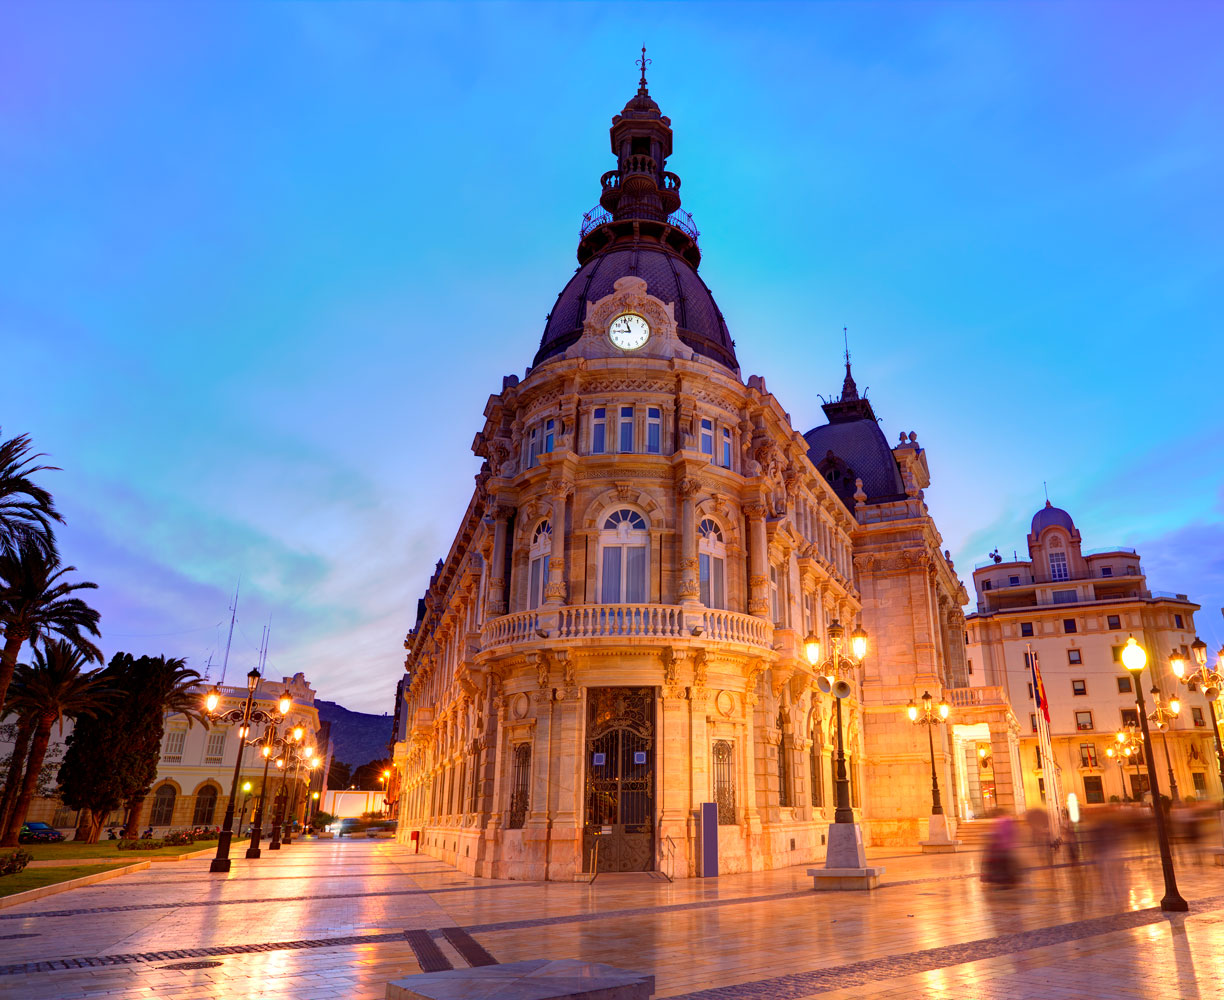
[507,743,531,829]
[809,728,824,808]
[776,711,791,807]
[150,786,176,826]
[713,740,736,824]
[192,785,218,826]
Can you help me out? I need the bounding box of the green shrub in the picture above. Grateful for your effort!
[312,811,335,829]
[0,849,33,876]
[118,838,165,851]
[163,830,194,846]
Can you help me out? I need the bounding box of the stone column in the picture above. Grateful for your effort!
[658,659,691,877]
[745,503,769,619]
[543,479,572,609]
[678,477,701,606]
[485,505,513,617]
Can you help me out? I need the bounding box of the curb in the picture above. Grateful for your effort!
[0,861,152,910]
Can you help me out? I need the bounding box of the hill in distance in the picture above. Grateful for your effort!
[315,700,394,770]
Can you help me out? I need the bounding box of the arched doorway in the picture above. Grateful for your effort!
[150,785,176,827]
[192,785,219,826]
[584,687,655,872]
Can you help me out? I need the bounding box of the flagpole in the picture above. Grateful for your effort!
[1028,644,1062,842]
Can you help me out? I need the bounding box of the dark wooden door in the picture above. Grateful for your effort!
[584,687,655,872]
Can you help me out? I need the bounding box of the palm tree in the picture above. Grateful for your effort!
[0,541,101,717]
[0,429,60,558]
[119,655,205,839]
[0,702,34,835]
[1,641,110,846]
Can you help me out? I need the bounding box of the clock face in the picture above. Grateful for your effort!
[608,313,651,351]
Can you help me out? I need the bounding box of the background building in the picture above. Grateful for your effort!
[965,503,1206,811]
[392,74,1008,880]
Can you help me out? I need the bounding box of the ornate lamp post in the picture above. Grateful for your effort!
[268,727,306,850]
[284,745,316,843]
[907,691,951,815]
[1121,636,1187,912]
[1111,725,1144,800]
[1147,688,1181,803]
[246,722,286,859]
[803,621,883,887]
[203,671,291,873]
[1175,640,1224,821]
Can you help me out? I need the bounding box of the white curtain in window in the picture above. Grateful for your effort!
[601,546,622,603]
[625,546,647,602]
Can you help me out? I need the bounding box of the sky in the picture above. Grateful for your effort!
[2,2,1222,713]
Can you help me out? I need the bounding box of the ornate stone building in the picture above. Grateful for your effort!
[393,68,1009,879]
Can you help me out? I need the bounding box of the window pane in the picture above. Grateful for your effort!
[626,546,647,603]
[592,423,606,454]
[700,418,713,455]
[647,421,660,454]
[601,547,622,603]
[529,558,542,610]
[620,407,634,452]
[699,553,711,606]
[722,429,732,467]
[713,557,725,609]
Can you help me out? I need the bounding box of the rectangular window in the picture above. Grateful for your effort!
[528,555,549,610]
[1193,772,1208,795]
[164,730,186,763]
[204,731,226,763]
[1021,622,1034,637]
[469,752,481,813]
[700,418,714,456]
[769,566,780,624]
[625,546,647,603]
[646,407,661,454]
[1107,615,1121,630]
[1063,618,1077,634]
[1130,773,1150,799]
[1192,706,1206,728]
[722,428,732,467]
[1037,777,1046,803]
[1049,551,1069,581]
[1125,566,1137,575]
[1101,566,1113,577]
[591,408,606,454]
[1027,682,1034,700]
[1072,679,1087,696]
[699,553,725,609]
[600,546,622,604]
[1111,644,1124,662]
[1053,589,1077,604]
[1079,742,1098,767]
[619,406,634,452]
[1117,676,1132,693]
[543,418,554,454]
[507,744,531,829]
[527,426,540,468]
[1068,649,1082,664]
[809,739,824,808]
[1030,713,1038,733]
[1121,708,1139,728]
[776,736,791,807]
[1075,711,1094,731]
[1083,775,1105,803]
[1009,575,1020,586]
[1174,614,1184,629]
[982,580,991,591]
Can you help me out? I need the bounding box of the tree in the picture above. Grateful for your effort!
[0,542,102,716]
[0,717,34,835]
[115,655,204,838]
[1,641,109,846]
[328,759,352,790]
[0,429,60,558]
[58,652,204,841]
[352,758,394,791]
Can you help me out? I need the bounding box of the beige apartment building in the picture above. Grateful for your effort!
[391,75,1019,881]
[965,503,1207,812]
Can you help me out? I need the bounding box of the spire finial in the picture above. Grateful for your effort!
[1044,481,1050,505]
[839,326,859,402]
[636,44,651,94]
[843,325,851,371]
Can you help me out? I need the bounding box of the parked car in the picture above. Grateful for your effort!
[332,817,367,836]
[19,822,64,844]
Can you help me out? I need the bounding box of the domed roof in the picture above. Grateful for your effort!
[1031,501,1075,536]
[804,419,905,508]
[533,245,737,371]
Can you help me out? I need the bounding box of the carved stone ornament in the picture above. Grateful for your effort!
[715,689,734,717]
[743,502,767,521]
[565,276,696,363]
[692,649,708,690]
[678,477,702,499]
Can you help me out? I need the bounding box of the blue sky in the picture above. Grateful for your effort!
[3,2,1221,713]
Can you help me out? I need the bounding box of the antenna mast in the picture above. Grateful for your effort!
[218,580,240,687]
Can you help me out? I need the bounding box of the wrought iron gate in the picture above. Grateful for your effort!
[584,687,655,872]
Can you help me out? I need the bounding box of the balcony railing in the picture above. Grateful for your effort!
[482,604,772,651]
[946,685,1009,708]
[578,206,700,246]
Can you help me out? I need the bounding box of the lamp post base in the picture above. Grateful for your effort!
[209,857,232,873]
[824,821,868,869]
[920,813,960,853]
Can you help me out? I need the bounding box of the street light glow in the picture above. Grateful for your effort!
[1121,637,1147,672]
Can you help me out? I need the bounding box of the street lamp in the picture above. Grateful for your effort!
[1112,725,1144,800]
[202,669,292,873]
[1177,639,1224,826]
[907,691,951,815]
[268,727,307,849]
[1148,687,1181,803]
[804,620,867,825]
[1121,636,1187,911]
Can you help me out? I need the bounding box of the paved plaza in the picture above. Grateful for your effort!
[2,837,1224,999]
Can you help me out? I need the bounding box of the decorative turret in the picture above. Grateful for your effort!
[576,49,701,268]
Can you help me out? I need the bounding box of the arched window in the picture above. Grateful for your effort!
[776,708,791,808]
[150,785,176,826]
[599,509,648,603]
[698,518,726,609]
[528,520,551,609]
[809,722,824,808]
[192,785,218,826]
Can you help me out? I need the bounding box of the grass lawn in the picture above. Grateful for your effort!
[20,839,248,861]
[0,862,130,898]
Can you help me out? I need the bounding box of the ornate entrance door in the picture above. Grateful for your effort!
[584,687,655,872]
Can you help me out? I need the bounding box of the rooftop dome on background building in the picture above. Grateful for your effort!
[1030,501,1075,536]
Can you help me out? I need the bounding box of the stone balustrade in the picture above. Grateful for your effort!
[480,604,773,652]
[946,685,1009,708]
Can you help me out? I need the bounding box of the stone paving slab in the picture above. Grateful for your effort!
[0,839,1222,998]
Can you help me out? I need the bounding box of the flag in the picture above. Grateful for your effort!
[1028,649,1051,726]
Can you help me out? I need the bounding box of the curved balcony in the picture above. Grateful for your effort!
[481,604,773,654]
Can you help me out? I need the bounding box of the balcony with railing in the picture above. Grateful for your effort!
[946,686,1010,709]
[481,603,772,653]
